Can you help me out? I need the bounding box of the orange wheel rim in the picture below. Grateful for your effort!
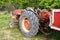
[22,17,31,32]
[24,18,30,30]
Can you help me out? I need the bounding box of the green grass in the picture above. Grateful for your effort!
[0,12,60,40]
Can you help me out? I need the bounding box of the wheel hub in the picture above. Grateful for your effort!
[22,17,31,32]
[24,18,30,30]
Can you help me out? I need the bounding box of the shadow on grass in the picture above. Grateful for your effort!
[47,30,60,40]
[33,29,60,40]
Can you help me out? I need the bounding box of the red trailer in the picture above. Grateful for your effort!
[49,9,60,31]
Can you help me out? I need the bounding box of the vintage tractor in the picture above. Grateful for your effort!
[9,7,60,37]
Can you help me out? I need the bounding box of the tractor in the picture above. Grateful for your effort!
[9,7,60,37]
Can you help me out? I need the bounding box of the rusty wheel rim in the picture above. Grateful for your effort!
[22,17,31,32]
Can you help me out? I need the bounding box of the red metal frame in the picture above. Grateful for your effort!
[50,9,60,31]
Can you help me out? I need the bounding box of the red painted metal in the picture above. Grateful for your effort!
[41,10,50,20]
[54,12,60,28]
[12,10,25,22]
[12,10,25,15]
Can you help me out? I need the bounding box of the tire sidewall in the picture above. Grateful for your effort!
[19,11,39,37]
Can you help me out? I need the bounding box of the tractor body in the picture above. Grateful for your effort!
[9,7,60,37]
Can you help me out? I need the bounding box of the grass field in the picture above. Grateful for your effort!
[0,11,60,40]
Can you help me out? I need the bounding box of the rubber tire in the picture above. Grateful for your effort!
[19,11,39,37]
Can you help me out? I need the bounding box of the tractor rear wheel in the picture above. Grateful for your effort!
[19,11,39,37]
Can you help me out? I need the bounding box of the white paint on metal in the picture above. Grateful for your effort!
[50,25,60,31]
[49,9,60,31]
